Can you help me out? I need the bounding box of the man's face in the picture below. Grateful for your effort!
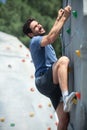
[29,20,46,36]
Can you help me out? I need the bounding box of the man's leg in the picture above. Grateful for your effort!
[53,56,69,92]
[56,102,70,130]
[52,56,76,112]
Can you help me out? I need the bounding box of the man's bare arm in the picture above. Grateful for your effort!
[41,5,71,47]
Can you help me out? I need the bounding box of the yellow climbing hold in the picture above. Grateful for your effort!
[72,98,77,104]
[0,117,5,122]
[48,103,51,107]
[29,112,34,117]
[75,50,81,57]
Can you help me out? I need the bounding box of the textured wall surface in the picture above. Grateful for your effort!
[62,0,87,130]
[0,32,58,130]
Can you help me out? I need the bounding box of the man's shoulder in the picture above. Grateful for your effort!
[30,36,43,47]
[31,36,43,42]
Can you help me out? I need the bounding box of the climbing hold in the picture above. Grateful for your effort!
[30,87,35,92]
[6,46,10,50]
[38,104,43,108]
[66,28,71,34]
[55,122,58,126]
[47,127,51,130]
[30,75,34,79]
[72,97,78,104]
[48,103,51,107]
[10,123,15,127]
[50,114,53,119]
[26,54,29,57]
[29,112,34,117]
[72,10,78,18]
[19,44,22,48]
[21,59,26,62]
[75,92,81,99]
[8,64,12,68]
[75,50,81,57]
[0,117,5,122]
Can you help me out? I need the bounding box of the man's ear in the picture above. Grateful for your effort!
[28,33,34,38]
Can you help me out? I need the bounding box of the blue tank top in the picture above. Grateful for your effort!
[29,36,57,77]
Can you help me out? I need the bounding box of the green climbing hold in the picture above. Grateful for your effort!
[72,10,78,18]
[10,123,15,127]
[66,28,71,34]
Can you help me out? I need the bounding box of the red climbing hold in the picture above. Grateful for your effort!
[21,59,25,62]
[50,114,53,119]
[75,92,81,99]
[30,87,35,92]
[38,104,43,108]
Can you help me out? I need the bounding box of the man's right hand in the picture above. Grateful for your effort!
[63,5,72,21]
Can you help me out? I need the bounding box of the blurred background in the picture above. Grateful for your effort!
[0,0,62,56]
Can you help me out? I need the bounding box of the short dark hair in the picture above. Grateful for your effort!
[23,18,35,36]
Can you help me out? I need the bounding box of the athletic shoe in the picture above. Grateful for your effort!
[63,92,76,112]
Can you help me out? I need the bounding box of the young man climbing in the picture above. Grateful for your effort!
[23,5,76,130]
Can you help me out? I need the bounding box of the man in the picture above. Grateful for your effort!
[23,5,76,130]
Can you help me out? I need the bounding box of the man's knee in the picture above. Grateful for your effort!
[58,56,70,67]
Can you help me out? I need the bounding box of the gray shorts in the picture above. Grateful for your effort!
[35,67,62,110]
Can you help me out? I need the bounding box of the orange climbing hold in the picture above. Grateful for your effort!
[47,127,51,130]
[75,50,81,57]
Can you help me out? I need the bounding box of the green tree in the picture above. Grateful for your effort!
[0,0,62,56]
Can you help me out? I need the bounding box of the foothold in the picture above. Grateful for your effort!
[30,87,35,92]
[29,112,34,117]
[47,127,51,130]
[55,122,58,126]
[75,50,81,57]
[66,28,71,34]
[50,114,53,119]
[75,92,81,99]
[6,46,10,50]
[21,59,25,62]
[19,45,22,48]
[30,75,34,79]
[26,54,29,57]
[38,104,42,108]
[8,64,12,68]
[10,123,15,127]
[0,117,5,122]
[48,103,51,107]
[72,10,78,18]
[72,97,78,104]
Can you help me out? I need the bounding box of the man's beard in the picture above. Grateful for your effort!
[39,32,46,36]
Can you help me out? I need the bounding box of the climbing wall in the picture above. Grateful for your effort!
[0,31,58,130]
[62,0,87,130]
